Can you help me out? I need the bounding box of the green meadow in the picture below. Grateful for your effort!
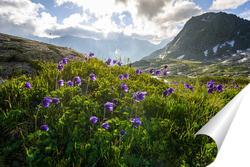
[0,56,249,167]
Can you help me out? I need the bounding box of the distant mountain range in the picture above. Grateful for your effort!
[27,35,167,63]
[142,12,250,62]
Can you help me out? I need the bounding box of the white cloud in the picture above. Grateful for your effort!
[208,0,250,10]
[1,0,204,44]
[239,10,250,20]
[62,13,90,26]
[0,0,58,37]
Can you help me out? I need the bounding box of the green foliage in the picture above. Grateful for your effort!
[0,56,246,167]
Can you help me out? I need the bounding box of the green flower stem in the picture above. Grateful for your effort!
[86,77,90,95]
[130,100,135,119]
[55,71,58,91]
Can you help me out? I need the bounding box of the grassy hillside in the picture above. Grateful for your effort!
[0,55,249,167]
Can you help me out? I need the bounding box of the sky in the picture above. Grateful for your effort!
[1,0,250,45]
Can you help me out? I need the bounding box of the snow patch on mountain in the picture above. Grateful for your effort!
[238,57,248,63]
[177,55,185,59]
[228,40,235,47]
[213,44,219,54]
[204,50,208,57]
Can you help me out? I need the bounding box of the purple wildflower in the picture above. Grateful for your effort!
[85,55,89,62]
[163,71,167,76]
[58,80,64,86]
[62,58,68,64]
[131,118,141,128]
[101,121,109,129]
[25,82,32,89]
[104,102,114,111]
[89,74,96,81]
[40,125,49,131]
[133,91,147,102]
[148,68,154,74]
[167,87,175,95]
[112,99,118,106]
[52,98,60,104]
[136,69,141,75]
[123,73,129,79]
[119,74,124,80]
[155,69,162,75]
[90,116,98,124]
[120,130,126,135]
[207,88,213,94]
[113,60,117,64]
[57,64,64,71]
[106,58,112,66]
[89,52,94,57]
[111,87,114,92]
[129,63,133,67]
[42,97,52,108]
[164,65,168,69]
[67,81,73,86]
[74,76,81,86]
[162,90,169,97]
[121,83,129,92]
[189,86,195,91]
[185,84,190,89]
[118,62,122,67]
[216,84,223,92]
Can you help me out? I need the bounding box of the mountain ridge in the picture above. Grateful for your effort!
[142,12,250,61]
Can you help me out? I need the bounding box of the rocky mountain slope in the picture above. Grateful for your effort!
[142,12,250,61]
[133,48,250,79]
[0,33,86,79]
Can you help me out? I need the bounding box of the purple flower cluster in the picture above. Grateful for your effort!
[106,58,112,66]
[162,87,175,97]
[42,97,60,107]
[206,80,223,94]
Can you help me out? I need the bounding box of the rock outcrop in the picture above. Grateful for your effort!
[0,33,86,79]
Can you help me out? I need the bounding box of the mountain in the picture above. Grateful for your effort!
[142,12,250,61]
[27,35,167,63]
